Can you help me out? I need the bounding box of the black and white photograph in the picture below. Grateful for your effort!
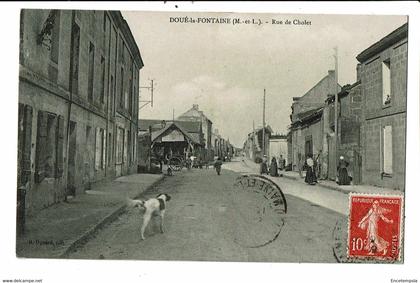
[1,2,420,283]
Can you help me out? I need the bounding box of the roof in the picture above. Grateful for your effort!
[248,125,273,136]
[109,11,144,68]
[291,107,323,128]
[138,119,165,131]
[296,70,341,103]
[177,105,213,124]
[175,120,202,133]
[138,119,202,133]
[325,81,361,104]
[356,23,408,63]
[151,122,202,145]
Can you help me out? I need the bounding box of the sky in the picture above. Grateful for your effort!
[122,11,407,148]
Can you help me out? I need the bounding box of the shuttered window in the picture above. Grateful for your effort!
[35,111,48,183]
[55,115,64,177]
[18,104,33,186]
[35,111,64,182]
[95,128,105,170]
[382,125,393,175]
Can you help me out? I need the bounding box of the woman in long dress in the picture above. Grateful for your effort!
[337,156,351,185]
[269,157,278,176]
[304,154,317,185]
[358,200,393,255]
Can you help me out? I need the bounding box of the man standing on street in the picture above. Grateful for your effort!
[214,157,223,175]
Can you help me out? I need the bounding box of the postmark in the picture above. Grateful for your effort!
[347,193,403,262]
[231,174,287,248]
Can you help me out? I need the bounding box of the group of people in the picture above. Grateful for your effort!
[303,154,351,186]
[260,155,286,177]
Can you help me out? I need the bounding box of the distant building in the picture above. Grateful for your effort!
[356,23,407,190]
[243,126,272,162]
[269,134,288,165]
[288,70,340,172]
[138,119,203,166]
[18,10,143,215]
[178,104,213,161]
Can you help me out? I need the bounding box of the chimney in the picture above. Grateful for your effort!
[356,63,361,81]
[193,104,199,110]
[328,70,335,77]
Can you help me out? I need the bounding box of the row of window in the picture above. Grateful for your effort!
[18,107,137,184]
[48,10,137,116]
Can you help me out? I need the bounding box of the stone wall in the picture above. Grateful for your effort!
[359,37,407,190]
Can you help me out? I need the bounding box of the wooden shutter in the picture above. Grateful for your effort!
[95,128,100,170]
[55,115,64,178]
[17,104,24,186]
[35,111,48,183]
[102,129,106,169]
[22,105,33,183]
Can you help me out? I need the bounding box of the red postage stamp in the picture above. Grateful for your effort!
[347,193,403,261]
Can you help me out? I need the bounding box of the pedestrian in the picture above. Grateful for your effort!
[337,156,351,185]
[304,154,317,185]
[278,155,285,171]
[298,153,303,178]
[214,157,223,175]
[269,157,279,177]
[260,155,268,174]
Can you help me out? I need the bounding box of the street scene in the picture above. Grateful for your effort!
[16,9,407,264]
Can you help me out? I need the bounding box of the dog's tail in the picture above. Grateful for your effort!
[126,198,145,209]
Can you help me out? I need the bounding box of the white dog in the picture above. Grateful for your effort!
[127,193,171,240]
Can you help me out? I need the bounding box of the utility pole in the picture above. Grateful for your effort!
[334,47,339,177]
[262,89,266,157]
[139,79,154,110]
[172,108,175,122]
[252,120,255,160]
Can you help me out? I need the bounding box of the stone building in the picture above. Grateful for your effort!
[323,80,363,182]
[18,9,143,215]
[289,107,324,171]
[288,70,340,171]
[177,104,213,162]
[243,126,272,162]
[356,23,407,190]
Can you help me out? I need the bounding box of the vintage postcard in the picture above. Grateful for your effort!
[2,2,419,283]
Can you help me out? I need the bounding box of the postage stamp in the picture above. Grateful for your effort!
[347,193,404,261]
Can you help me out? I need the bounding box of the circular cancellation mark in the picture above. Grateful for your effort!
[230,174,287,248]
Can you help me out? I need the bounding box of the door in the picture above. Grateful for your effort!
[305,136,313,158]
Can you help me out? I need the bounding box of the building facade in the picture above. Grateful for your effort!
[243,126,272,162]
[18,9,143,215]
[322,80,363,182]
[288,70,340,172]
[357,23,407,190]
[269,134,288,165]
[178,104,213,162]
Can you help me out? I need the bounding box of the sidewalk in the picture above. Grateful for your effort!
[241,158,403,196]
[16,173,164,259]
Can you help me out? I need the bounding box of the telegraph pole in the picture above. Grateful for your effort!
[262,89,266,157]
[139,79,154,110]
[334,47,339,177]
